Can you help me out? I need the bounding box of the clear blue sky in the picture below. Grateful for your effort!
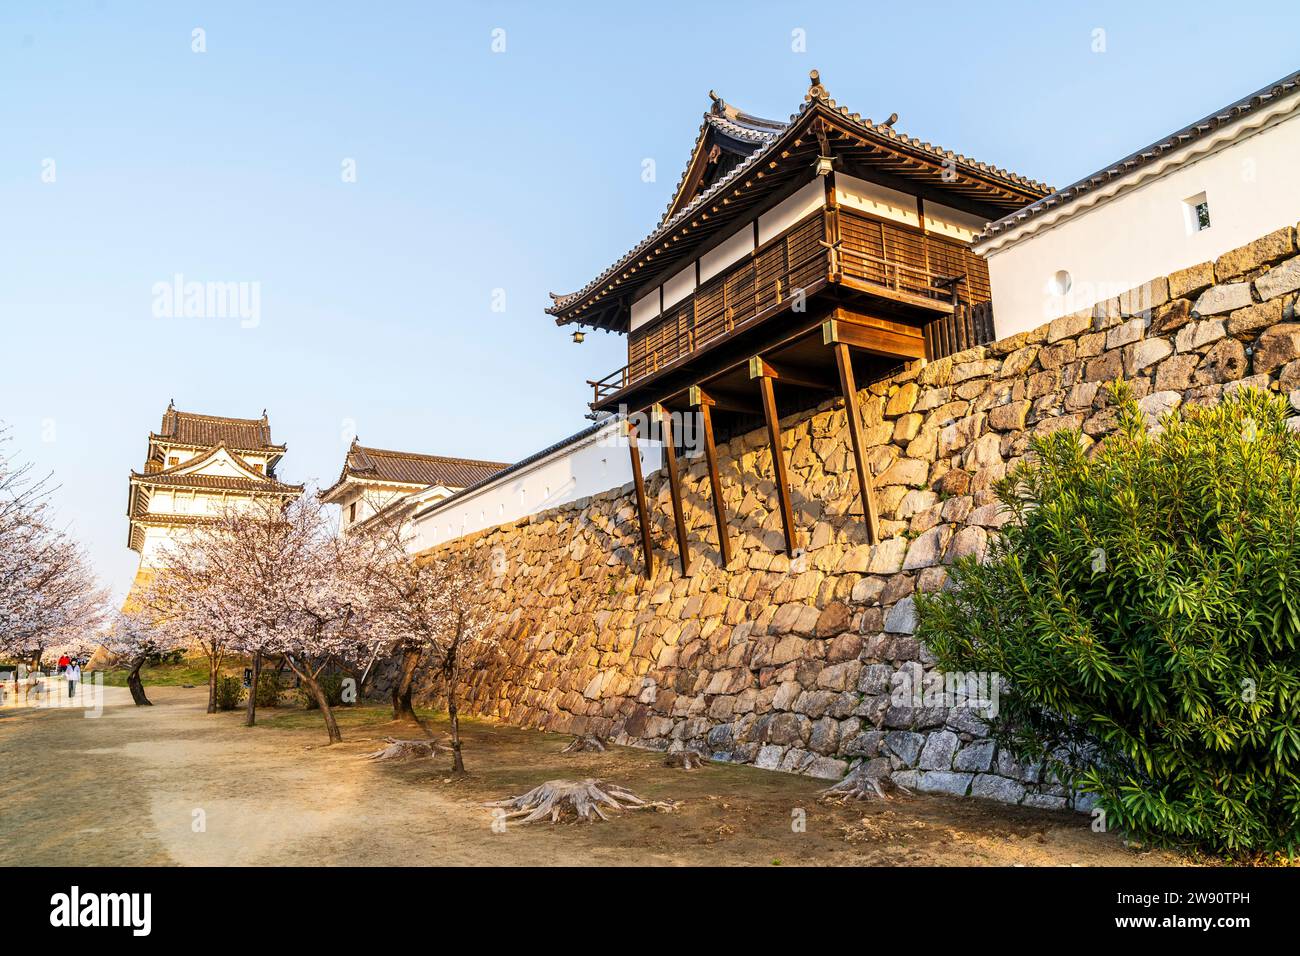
[2,0,1297,602]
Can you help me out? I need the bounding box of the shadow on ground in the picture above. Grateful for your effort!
[0,686,1183,867]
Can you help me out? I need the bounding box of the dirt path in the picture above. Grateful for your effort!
[0,686,1183,866]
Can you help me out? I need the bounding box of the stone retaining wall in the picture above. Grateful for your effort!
[396,224,1300,808]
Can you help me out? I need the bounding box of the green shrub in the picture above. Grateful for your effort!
[214,674,245,711]
[917,385,1300,856]
[298,672,348,710]
[256,671,283,708]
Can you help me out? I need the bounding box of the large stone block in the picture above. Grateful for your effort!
[1226,297,1287,340]
[915,770,974,796]
[1168,261,1214,299]
[903,526,952,570]
[1192,283,1252,316]
[882,730,925,765]
[953,740,995,772]
[877,457,929,487]
[1124,338,1172,375]
[883,596,916,634]
[919,729,959,770]
[987,400,1030,432]
[1118,277,1169,316]
[885,382,919,416]
[1047,309,1091,343]
[1256,257,1300,301]
[1253,323,1300,376]
[1214,227,1295,280]
[970,774,1026,804]
[1174,319,1226,352]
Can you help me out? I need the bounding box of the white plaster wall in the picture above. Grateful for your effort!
[700,225,756,282]
[924,201,986,242]
[630,289,660,332]
[982,107,1300,338]
[836,174,918,228]
[661,263,697,309]
[759,179,826,244]
[409,420,664,554]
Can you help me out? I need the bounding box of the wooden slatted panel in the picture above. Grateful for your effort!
[927,233,992,304]
[786,217,825,297]
[753,242,785,315]
[895,228,935,297]
[839,212,886,285]
[924,300,997,361]
[724,263,754,331]
[694,273,727,343]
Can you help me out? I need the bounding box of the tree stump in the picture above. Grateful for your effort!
[664,751,708,770]
[820,763,909,803]
[365,737,444,761]
[560,733,609,754]
[484,779,677,824]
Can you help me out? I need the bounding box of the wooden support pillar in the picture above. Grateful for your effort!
[655,404,692,575]
[832,342,881,544]
[754,370,800,555]
[625,417,654,579]
[689,386,732,568]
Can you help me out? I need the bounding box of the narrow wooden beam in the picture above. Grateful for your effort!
[755,372,800,554]
[747,356,832,392]
[688,384,755,414]
[690,389,733,568]
[655,404,692,575]
[625,418,654,579]
[832,342,881,544]
[822,316,926,360]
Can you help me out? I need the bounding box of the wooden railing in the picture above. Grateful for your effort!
[588,208,995,405]
[926,300,996,359]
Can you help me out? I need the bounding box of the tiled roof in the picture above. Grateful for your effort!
[979,68,1300,241]
[548,71,1048,319]
[658,100,789,224]
[130,472,303,494]
[412,419,610,523]
[322,440,509,499]
[151,403,284,452]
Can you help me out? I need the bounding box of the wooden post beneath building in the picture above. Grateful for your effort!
[655,403,692,575]
[753,366,800,555]
[832,342,881,544]
[689,386,732,567]
[625,417,654,579]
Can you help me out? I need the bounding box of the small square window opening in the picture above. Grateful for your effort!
[1183,192,1211,233]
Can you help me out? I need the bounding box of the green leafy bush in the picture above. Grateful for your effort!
[918,385,1300,856]
[214,674,245,711]
[298,672,348,710]
[255,671,283,708]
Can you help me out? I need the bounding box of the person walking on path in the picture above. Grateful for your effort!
[66,661,81,700]
[57,654,70,675]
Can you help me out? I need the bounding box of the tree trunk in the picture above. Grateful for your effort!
[31,651,43,674]
[392,645,422,721]
[127,655,152,706]
[290,657,342,744]
[207,657,218,714]
[244,650,262,727]
[445,650,464,774]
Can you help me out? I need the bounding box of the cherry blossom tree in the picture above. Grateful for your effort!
[150,493,374,741]
[277,529,374,743]
[1,426,106,669]
[136,559,229,714]
[100,608,186,705]
[421,550,497,774]
[349,508,443,726]
[348,506,502,769]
